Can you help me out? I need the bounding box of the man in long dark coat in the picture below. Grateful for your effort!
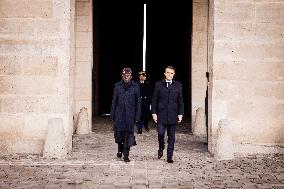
[136,71,152,134]
[110,68,141,162]
[151,66,184,163]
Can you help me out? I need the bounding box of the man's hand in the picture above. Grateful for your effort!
[152,114,157,123]
[178,115,183,123]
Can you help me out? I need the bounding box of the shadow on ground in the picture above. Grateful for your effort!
[92,115,192,134]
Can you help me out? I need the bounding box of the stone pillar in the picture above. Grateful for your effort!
[191,0,209,127]
[215,119,234,160]
[75,0,93,126]
[43,118,67,159]
[210,0,284,155]
[0,0,74,154]
[193,107,207,142]
[76,107,90,134]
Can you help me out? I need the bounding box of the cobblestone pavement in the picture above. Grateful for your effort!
[0,117,283,189]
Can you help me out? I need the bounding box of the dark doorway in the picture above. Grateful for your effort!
[94,0,144,115]
[93,0,192,118]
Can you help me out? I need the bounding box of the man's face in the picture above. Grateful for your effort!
[164,68,175,81]
[139,74,146,81]
[122,74,132,83]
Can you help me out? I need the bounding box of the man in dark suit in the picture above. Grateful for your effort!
[136,71,152,134]
[151,66,184,163]
[110,68,141,162]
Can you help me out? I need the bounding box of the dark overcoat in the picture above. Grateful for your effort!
[151,80,184,124]
[110,80,141,132]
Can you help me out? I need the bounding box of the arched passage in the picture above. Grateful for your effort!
[93,0,192,123]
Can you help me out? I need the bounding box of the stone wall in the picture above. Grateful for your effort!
[210,0,284,154]
[74,0,93,126]
[0,0,75,154]
[191,0,208,132]
[70,0,76,146]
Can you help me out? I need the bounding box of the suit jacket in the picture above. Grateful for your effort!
[110,80,141,132]
[151,80,184,124]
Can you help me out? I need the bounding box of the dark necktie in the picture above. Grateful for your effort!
[166,81,171,88]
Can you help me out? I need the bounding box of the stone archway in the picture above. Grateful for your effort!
[74,0,284,157]
[74,0,209,137]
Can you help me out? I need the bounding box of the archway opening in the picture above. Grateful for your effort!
[93,0,192,125]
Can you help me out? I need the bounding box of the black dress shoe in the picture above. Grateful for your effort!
[145,127,150,132]
[137,129,142,134]
[123,157,130,162]
[117,152,122,158]
[158,150,163,159]
[167,159,174,163]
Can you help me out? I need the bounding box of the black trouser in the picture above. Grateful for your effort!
[118,143,130,158]
[136,118,149,131]
[142,118,149,129]
[157,124,176,159]
[137,101,150,131]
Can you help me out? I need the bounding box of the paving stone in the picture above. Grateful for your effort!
[272,185,284,189]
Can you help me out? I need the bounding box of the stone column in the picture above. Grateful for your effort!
[210,0,284,155]
[191,0,209,128]
[0,0,74,154]
[75,0,93,127]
